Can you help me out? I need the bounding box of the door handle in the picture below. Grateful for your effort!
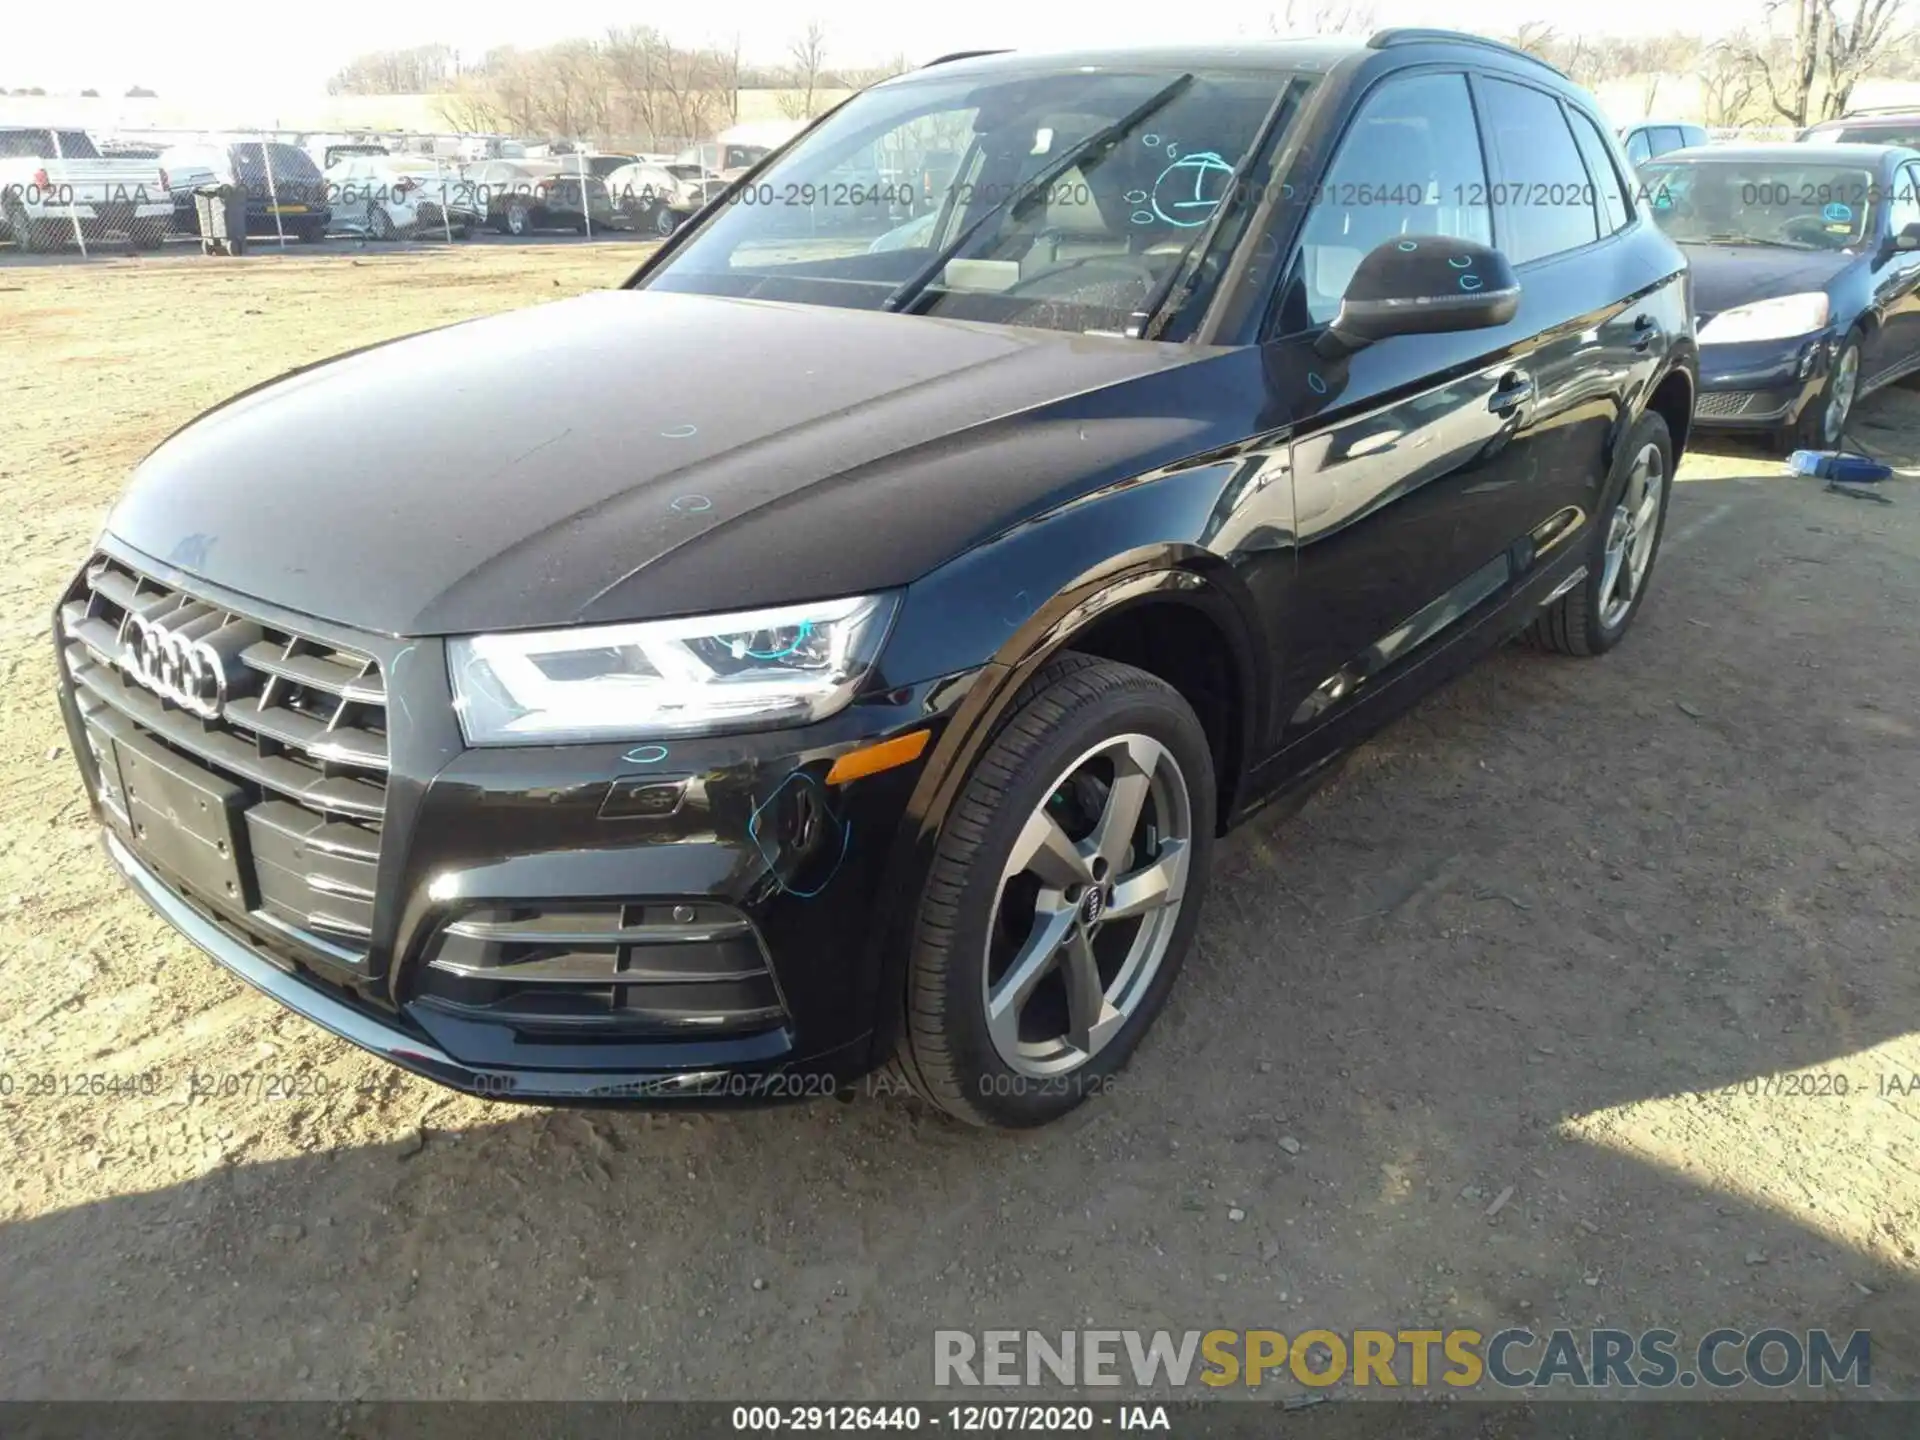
[1489,372,1534,414]
[1632,313,1661,352]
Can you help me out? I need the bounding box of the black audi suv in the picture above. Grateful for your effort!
[55,30,1696,1127]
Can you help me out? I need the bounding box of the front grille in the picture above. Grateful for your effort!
[1696,390,1759,418]
[59,556,388,968]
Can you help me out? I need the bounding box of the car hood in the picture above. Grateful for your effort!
[106,289,1224,636]
[1680,243,1858,319]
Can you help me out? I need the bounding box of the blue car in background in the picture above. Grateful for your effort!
[1640,141,1920,450]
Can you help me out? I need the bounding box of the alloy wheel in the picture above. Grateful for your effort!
[982,733,1193,1077]
[1598,439,1665,630]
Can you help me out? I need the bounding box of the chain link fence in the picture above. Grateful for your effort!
[0,122,703,256]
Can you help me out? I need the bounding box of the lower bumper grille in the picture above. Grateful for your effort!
[1696,390,1762,418]
[416,902,788,1037]
[59,556,389,968]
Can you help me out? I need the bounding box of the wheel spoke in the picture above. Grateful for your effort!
[1635,489,1659,535]
[1008,808,1094,889]
[1599,538,1625,610]
[985,901,1077,1051]
[1085,737,1157,870]
[1060,927,1123,1057]
[1105,839,1189,922]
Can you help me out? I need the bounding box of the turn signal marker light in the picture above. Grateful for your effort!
[826,729,931,786]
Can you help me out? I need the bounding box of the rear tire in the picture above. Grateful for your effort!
[128,218,166,250]
[367,207,395,241]
[894,654,1215,1128]
[1525,410,1673,657]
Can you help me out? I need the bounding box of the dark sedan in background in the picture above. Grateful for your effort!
[1640,141,1920,449]
[466,160,622,235]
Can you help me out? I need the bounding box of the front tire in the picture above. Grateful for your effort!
[1526,410,1673,657]
[1780,334,1860,452]
[894,654,1215,1128]
[506,201,530,237]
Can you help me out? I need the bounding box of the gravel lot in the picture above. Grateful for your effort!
[2,244,1919,1405]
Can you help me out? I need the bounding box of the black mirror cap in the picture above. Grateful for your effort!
[1897,220,1920,250]
[1322,235,1521,356]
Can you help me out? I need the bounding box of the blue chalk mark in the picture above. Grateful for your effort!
[1124,189,1148,204]
[742,619,812,661]
[623,744,669,765]
[1306,371,1327,395]
[1141,134,1161,148]
[1459,273,1483,291]
[660,424,698,439]
[747,770,850,899]
[1448,254,1472,268]
[670,494,713,513]
[1132,210,1156,226]
[1397,239,1418,251]
[1823,201,1852,223]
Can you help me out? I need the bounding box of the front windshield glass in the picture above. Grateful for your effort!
[642,65,1316,336]
[1640,158,1882,250]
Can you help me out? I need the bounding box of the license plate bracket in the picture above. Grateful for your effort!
[100,724,254,911]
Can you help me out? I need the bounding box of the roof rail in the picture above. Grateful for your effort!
[921,49,1013,68]
[1366,27,1566,78]
[1837,104,1920,118]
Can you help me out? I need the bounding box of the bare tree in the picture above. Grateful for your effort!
[778,22,830,120]
[1820,0,1910,116]
[841,53,911,90]
[1701,38,1765,125]
[1268,0,1376,34]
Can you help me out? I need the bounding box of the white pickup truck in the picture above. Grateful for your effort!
[0,126,172,252]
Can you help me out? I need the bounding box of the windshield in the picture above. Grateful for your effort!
[641,65,1316,336]
[1640,158,1880,250]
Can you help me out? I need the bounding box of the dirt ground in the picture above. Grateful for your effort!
[3,244,1920,1406]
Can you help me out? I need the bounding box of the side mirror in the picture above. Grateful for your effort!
[1317,235,1521,359]
[1895,220,1920,252]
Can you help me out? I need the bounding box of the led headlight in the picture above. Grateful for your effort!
[1697,292,1830,344]
[449,593,897,746]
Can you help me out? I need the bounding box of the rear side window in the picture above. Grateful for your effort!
[1625,130,1652,166]
[1478,77,1599,265]
[1293,70,1493,325]
[1567,107,1631,235]
[1652,127,1686,156]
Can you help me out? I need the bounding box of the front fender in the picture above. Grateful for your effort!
[856,457,1285,1065]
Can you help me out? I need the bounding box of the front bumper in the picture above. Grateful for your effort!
[1692,331,1834,429]
[56,540,967,1104]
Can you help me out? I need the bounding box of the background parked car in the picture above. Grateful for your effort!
[325,153,482,240]
[159,141,331,242]
[674,141,770,180]
[1639,140,1920,449]
[604,160,722,237]
[1619,121,1712,167]
[0,126,171,251]
[466,159,619,235]
[1799,107,1920,150]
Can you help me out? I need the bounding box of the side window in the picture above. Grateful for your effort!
[1567,106,1631,236]
[1478,76,1600,265]
[1294,70,1493,326]
[1891,162,1920,237]
[1653,127,1686,156]
[1625,129,1652,166]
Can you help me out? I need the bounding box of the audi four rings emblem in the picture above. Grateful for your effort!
[120,615,230,718]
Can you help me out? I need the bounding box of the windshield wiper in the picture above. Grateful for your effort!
[878,73,1195,316]
[1701,231,1818,250]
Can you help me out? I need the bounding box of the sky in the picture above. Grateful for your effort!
[11,0,1779,101]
